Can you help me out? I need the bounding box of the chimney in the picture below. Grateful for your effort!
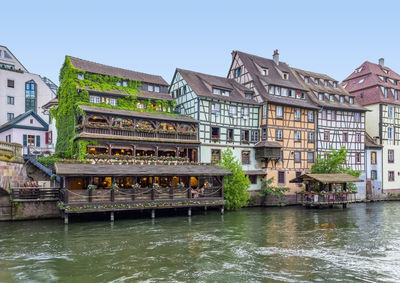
[379,58,384,67]
[273,49,279,65]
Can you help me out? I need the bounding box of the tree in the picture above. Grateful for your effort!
[217,148,250,210]
[311,146,360,191]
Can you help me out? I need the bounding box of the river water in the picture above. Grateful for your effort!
[0,202,399,282]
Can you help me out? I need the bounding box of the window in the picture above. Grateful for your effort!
[388,149,394,163]
[314,78,319,85]
[213,88,230,97]
[349,97,354,104]
[241,151,250,165]
[323,131,330,141]
[5,135,11,143]
[355,152,361,163]
[7,113,14,120]
[211,103,221,115]
[241,107,249,119]
[137,103,145,109]
[283,72,289,80]
[241,130,249,142]
[262,69,268,76]
[371,170,377,180]
[211,127,220,139]
[383,87,388,98]
[304,76,309,83]
[233,67,241,78]
[360,93,364,98]
[394,89,399,100]
[248,175,257,184]
[122,81,128,87]
[339,96,344,103]
[7,79,14,88]
[294,152,301,163]
[329,110,335,121]
[262,128,267,140]
[276,106,283,118]
[276,129,283,140]
[245,93,253,99]
[269,85,275,94]
[7,96,14,105]
[229,105,237,116]
[358,79,364,84]
[343,132,348,142]
[251,130,259,142]
[116,81,121,86]
[371,151,377,165]
[154,86,160,93]
[354,112,361,122]
[308,111,314,122]
[211,149,221,164]
[329,95,335,102]
[109,98,117,106]
[356,133,361,142]
[77,73,84,80]
[90,95,101,104]
[308,132,315,143]
[28,135,35,146]
[388,106,394,119]
[294,108,301,121]
[278,171,285,184]
[318,93,324,101]
[389,171,395,182]
[307,152,314,163]
[262,105,267,118]
[294,131,301,142]
[388,126,394,140]
[30,119,33,124]
[227,129,234,142]
[355,67,363,73]
[321,110,327,120]
[324,80,329,87]
[148,84,154,92]
[333,82,337,88]
[25,80,36,112]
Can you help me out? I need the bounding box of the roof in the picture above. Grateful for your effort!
[55,163,231,177]
[254,140,282,148]
[175,68,259,105]
[78,105,197,123]
[232,51,319,109]
[292,68,366,112]
[82,87,173,101]
[365,133,382,148]
[68,56,168,86]
[245,170,266,175]
[289,173,363,184]
[342,61,400,106]
[42,98,58,109]
[0,110,48,133]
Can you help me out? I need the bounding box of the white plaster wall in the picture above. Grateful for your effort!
[365,148,382,195]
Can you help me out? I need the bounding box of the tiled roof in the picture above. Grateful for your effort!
[365,133,382,148]
[68,56,169,86]
[254,140,282,148]
[42,98,58,109]
[0,110,48,133]
[342,61,400,106]
[292,68,366,112]
[233,51,319,109]
[176,68,259,105]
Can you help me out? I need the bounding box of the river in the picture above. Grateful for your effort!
[0,202,399,282]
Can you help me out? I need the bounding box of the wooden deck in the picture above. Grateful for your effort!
[296,192,357,208]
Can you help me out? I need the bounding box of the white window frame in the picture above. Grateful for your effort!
[90,95,101,104]
[276,106,283,118]
[229,106,237,116]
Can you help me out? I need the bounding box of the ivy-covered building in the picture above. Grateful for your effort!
[170,68,264,190]
[52,57,228,221]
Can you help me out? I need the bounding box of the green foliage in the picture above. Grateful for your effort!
[217,148,250,210]
[311,147,360,191]
[258,177,289,200]
[37,156,62,168]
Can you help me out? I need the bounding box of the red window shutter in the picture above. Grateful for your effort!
[45,132,49,145]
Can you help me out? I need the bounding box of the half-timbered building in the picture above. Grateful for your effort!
[291,68,366,195]
[170,68,264,190]
[228,50,319,199]
[342,59,400,194]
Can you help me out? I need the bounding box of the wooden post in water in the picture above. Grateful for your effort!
[151,209,155,219]
[110,211,114,222]
[188,207,192,217]
[220,206,224,215]
[64,213,69,225]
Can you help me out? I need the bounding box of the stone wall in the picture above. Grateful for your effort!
[0,161,26,194]
[11,201,60,220]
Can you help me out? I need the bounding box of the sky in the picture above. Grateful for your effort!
[2,0,400,86]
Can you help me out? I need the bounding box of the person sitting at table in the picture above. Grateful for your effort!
[191,187,200,198]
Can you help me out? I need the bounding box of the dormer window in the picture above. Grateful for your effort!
[314,78,319,85]
[233,67,242,78]
[354,67,363,73]
[304,76,309,83]
[122,81,128,87]
[154,85,160,93]
[358,79,364,84]
[393,89,399,100]
[383,69,390,75]
[339,96,345,103]
[324,80,329,87]
[148,84,154,92]
[333,82,337,88]
[283,72,289,80]
[349,97,354,104]
[213,88,230,97]
[78,73,84,80]
[245,93,253,99]
[262,68,268,76]
[318,93,324,101]
[329,94,335,102]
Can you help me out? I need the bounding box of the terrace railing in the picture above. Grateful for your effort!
[296,192,357,205]
[11,187,60,201]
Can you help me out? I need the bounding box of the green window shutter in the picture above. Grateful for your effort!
[36,135,40,147]
[23,135,27,146]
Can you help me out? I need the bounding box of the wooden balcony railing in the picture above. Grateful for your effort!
[81,126,198,141]
[11,187,60,201]
[296,192,357,205]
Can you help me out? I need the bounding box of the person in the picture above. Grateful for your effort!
[191,187,200,198]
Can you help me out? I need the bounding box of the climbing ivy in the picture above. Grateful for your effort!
[52,56,178,158]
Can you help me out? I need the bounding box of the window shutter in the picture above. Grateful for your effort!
[36,135,40,147]
[45,132,49,145]
[23,134,27,146]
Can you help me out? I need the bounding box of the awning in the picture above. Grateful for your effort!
[289,173,363,184]
[55,163,231,177]
[245,170,266,176]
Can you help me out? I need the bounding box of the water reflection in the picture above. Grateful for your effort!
[0,202,400,282]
